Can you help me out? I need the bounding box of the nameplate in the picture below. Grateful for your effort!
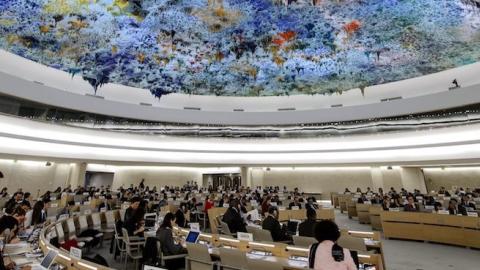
[444,197,451,201]
[75,202,81,206]
[50,197,56,201]
[189,223,200,232]
[83,193,89,196]
[51,203,58,208]
[437,210,449,215]
[84,209,92,215]
[70,247,82,260]
[291,206,299,210]
[100,207,107,213]
[270,202,277,206]
[223,203,229,208]
[364,201,372,205]
[99,196,105,200]
[474,198,480,202]
[250,200,258,207]
[278,206,286,211]
[467,212,479,217]
[389,208,400,212]
[122,204,130,209]
[237,232,253,242]
[416,196,423,200]
[425,205,434,210]
[58,214,70,220]
[143,265,167,270]
[167,198,173,201]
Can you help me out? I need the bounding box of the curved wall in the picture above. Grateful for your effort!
[1,114,480,166]
[1,50,480,125]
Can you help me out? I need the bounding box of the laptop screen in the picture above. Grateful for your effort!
[185,231,200,243]
[40,250,58,269]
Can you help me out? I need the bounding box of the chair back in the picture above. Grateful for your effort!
[247,258,283,270]
[220,221,232,235]
[119,209,126,222]
[246,225,258,235]
[337,235,367,252]
[78,215,89,233]
[105,211,115,228]
[219,247,248,270]
[91,213,102,229]
[66,219,77,239]
[255,228,273,242]
[55,223,65,243]
[292,235,316,247]
[47,207,59,217]
[186,243,212,270]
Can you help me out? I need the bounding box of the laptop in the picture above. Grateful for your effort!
[30,250,58,270]
[185,231,200,244]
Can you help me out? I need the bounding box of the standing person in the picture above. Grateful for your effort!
[309,220,357,270]
[222,199,247,234]
[139,179,145,190]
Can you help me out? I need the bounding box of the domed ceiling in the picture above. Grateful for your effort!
[1,0,480,98]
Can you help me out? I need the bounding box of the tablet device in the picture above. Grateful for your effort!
[185,231,200,243]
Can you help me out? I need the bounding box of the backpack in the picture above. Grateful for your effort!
[308,243,319,268]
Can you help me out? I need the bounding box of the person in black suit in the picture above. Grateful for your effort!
[262,206,291,242]
[222,199,246,234]
[288,196,302,210]
[403,195,419,212]
[298,207,317,237]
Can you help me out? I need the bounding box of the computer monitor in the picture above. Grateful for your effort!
[40,250,58,269]
[144,213,157,228]
[185,231,200,243]
[287,220,299,235]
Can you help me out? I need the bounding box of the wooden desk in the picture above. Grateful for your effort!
[175,227,384,270]
[381,211,480,248]
[369,205,383,231]
[356,203,371,224]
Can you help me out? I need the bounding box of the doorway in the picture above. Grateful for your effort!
[204,173,241,190]
[85,171,114,189]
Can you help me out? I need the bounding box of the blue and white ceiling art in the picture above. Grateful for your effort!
[1,0,480,98]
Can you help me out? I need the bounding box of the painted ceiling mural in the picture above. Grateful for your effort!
[1,0,480,98]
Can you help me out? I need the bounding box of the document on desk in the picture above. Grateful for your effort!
[4,242,30,256]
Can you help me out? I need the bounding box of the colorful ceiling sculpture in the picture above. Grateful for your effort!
[1,0,480,98]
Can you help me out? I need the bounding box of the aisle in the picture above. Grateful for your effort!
[334,209,480,270]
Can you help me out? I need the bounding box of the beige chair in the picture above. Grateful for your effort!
[92,213,114,240]
[157,241,187,267]
[292,235,316,247]
[247,258,283,270]
[121,228,144,270]
[246,225,258,235]
[255,228,274,242]
[79,215,103,246]
[220,221,236,236]
[219,247,248,270]
[66,218,93,245]
[186,243,214,270]
[56,222,85,248]
[337,235,367,252]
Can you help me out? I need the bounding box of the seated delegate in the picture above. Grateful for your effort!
[262,206,291,242]
[309,220,357,270]
[156,213,187,270]
[298,208,317,237]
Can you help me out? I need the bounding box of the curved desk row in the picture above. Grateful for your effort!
[37,209,383,270]
[208,207,335,234]
[173,227,385,270]
[381,211,480,248]
[39,211,119,270]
